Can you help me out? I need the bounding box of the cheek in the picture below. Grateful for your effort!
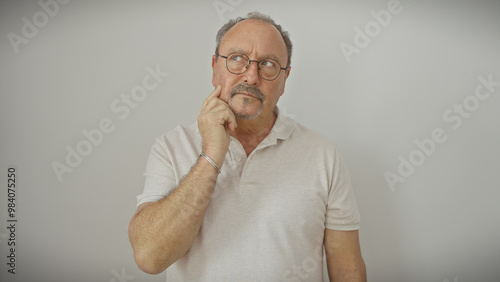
[220,88,231,103]
[220,77,242,102]
[277,80,286,95]
[213,62,228,85]
[213,70,230,101]
[264,84,284,105]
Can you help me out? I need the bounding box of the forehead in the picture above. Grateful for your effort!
[219,19,287,63]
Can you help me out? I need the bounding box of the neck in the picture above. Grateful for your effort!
[230,110,277,156]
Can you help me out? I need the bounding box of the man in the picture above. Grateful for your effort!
[129,12,366,281]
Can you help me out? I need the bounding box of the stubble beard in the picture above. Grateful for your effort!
[228,84,265,120]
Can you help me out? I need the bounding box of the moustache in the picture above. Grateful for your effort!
[230,84,265,101]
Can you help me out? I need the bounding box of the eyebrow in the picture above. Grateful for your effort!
[226,48,283,64]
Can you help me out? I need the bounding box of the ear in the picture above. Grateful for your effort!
[285,66,291,79]
[212,55,218,87]
[280,66,292,96]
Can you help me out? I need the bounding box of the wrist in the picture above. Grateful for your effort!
[200,152,221,174]
[201,147,226,169]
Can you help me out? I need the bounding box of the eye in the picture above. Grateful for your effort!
[260,60,276,68]
[230,54,245,62]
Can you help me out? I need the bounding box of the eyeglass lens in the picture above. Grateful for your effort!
[226,53,281,80]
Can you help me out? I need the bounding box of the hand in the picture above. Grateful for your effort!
[197,85,237,168]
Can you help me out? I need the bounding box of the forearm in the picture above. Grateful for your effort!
[325,229,367,282]
[328,261,367,282]
[129,157,218,274]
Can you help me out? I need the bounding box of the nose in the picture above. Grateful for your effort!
[242,60,260,85]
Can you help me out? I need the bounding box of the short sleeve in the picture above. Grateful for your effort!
[325,148,361,230]
[136,137,178,207]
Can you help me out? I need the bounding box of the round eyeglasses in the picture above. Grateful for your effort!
[217,53,287,81]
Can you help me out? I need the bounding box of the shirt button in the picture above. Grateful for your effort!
[236,156,242,162]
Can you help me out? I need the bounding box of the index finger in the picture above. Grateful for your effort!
[207,85,222,99]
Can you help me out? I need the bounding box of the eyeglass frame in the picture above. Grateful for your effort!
[217,53,288,81]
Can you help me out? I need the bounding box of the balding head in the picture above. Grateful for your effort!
[215,12,293,67]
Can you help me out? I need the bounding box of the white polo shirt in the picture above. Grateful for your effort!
[137,108,360,281]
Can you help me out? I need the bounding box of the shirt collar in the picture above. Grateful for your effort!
[270,106,296,141]
[252,106,296,150]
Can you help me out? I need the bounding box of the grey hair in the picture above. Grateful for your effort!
[215,11,293,67]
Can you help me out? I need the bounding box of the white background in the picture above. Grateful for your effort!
[1,0,499,281]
